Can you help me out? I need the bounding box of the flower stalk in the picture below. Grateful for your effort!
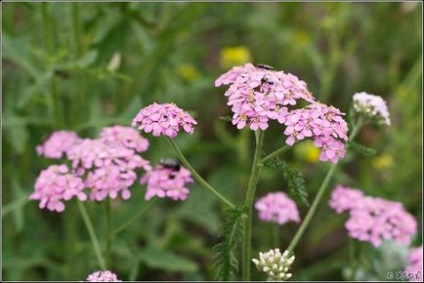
[287,117,364,252]
[77,201,106,270]
[242,130,264,281]
[167,138,235,209]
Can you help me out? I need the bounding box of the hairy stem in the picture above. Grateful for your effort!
[287,118,364,253]
[167,138,235,209]
[242,130,264,281]
[77,202,106,269]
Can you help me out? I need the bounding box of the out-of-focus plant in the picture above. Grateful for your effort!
[3,2,421,281]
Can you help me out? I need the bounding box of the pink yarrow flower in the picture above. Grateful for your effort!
[36,130,81,159]
[140,162,193,201]
[67,138,151,201]
[255,192,300,225]
[131,103,197,138]
[353,92,390,125]
[405,245,423,282]
[328,185,365,214]
[284,103,349,163]
[30,164,86,212]
[329,185,417,247]
[100,125,149,153]
[86,270,121,282]
[215,63,315,131]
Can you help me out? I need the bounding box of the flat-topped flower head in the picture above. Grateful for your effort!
[86,270,121,282]
[131,103,197,138]
[100,125,149,153]
[405,246,423,282]
[252,248,295,281]
[67,138,151,201]
[255,192,300,225]
[215,63,315,131]
[353,92,391,125]
[328,185,365,214]
[140,161,193,201]
[36,130,81,159]
[329,185,417,247]
[284,103,349,163]
[30,164,86,212]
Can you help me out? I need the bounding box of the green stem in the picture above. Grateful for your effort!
[64,205,77,278]
[166,138,235,209]
[113,199,159,236]
[242,130,264,281]
[77,202,106,270]
[287,119,363,253]
[272,224,279,248]
[105,198,112,269]
[260,145,290,165]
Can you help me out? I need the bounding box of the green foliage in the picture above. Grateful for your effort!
[212,207,244,281]
[348,141,377,157]
[2,1,422,281]
[138,245,199,273]
[264,158,309,207]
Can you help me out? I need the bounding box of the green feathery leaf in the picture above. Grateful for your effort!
[212,207,243,281]
[264,158,309,207]
[347,141,377,156]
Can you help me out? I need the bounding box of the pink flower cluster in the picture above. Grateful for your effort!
[353,92,391,125]
[131,103,197,138]
[255,192,300,225]
[100,125,149,153]
[215,63,315,131]
[31,126,151,211]
[329,185,417,247]
[86,270,121,282]
[30,165,86,212]
[215,63,349,163]
[36,130,81,159]
[405,246,423,282]
[140,163,193,201]
[67,128,151,201]
[283,103,348,163]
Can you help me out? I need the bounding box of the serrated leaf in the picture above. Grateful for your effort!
[264,158,309,206]
[212,207,243,280]
[348,141,377,156]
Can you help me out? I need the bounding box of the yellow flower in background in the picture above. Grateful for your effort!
[220,46,252,69]
[177,63,199,82]
[293,31,311,47]
[294,141,320,164]
[372,153,394,170]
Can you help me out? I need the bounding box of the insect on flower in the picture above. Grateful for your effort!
[159,158,181,171]
[256,63,275,70]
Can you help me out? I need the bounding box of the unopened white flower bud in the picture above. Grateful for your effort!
[252,248,295,281]
[352,92,390,125]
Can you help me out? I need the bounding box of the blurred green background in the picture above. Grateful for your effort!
[2,2,422,281]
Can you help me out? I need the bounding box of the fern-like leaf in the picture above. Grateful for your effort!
[264,158,309,207]
[348,141,377,156]
[212,207,243,281]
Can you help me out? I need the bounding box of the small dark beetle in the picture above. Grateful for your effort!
[159,158,181,171]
